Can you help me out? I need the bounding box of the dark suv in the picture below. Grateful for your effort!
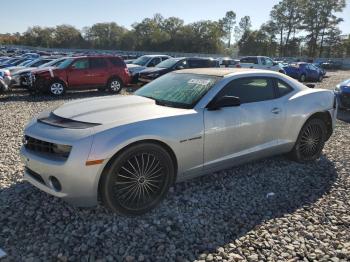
[29,56,130,95]
[138,57,219,84]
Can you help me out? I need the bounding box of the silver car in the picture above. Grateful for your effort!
[21,68,336,215]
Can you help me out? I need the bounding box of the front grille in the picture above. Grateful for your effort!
[340,94,350,108]
[26,168,45,185]
[24,136,71,159]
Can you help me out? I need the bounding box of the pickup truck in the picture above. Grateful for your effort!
[237,56,286,74]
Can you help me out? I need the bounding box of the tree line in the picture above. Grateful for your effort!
[1,0,349,58]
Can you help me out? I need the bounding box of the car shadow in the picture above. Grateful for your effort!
[0,155,338,261]
[337,109,350,124]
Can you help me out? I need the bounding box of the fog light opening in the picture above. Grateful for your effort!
[49,176,62,192]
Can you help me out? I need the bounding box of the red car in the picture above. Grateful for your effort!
[29,56,130,95]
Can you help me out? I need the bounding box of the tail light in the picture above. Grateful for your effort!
[124,67,130,75]
[236,64,241,68]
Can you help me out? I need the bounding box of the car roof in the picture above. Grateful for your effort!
[175,68,280,77]
[142,55,170,57]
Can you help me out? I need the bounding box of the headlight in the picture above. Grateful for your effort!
[149,73,159,78]
[52,144,72,158]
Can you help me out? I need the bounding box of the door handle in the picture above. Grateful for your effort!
[271,107,281,114]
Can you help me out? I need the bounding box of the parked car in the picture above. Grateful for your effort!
[11,58,65,87]
[0,58,32,69]
[28,56,130,95]
[127,55,171,82]
[219,58,240,68]
[284,62,324,82]
[3,58,54,78]
[0,70,11,92]
[21,68,336,215]
[313,63,326,77]
[335,79,350,110]
[237,56,286,73]
[138,57,218,84]
[320,60,342,70]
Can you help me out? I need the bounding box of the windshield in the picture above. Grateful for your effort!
[155,58,180,69]
[57,58,74,69]
[39,59,64,68]
[132,56,151,66]
[135,73,220,109]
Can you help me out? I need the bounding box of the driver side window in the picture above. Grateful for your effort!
[265,58,274,67]
[218,77,275,104]
[71,59,89,69]
[148,57,161,67]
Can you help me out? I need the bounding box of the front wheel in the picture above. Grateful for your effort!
[48,81,65,96]
[290,118,327,162]
[100,143,174,215]
[318,75,323,82]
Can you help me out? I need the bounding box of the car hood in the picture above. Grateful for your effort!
[140,67,168,74]
[32,66,56,74]
[13,67,37,75]
[53,95,191,126]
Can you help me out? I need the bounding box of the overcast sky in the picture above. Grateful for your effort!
[1,0,349,34]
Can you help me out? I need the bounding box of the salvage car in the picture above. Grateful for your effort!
[236,56,286,73]
[28,56,130,95]
[335,79,350,110]
[21,68,336,215]
[138,57,218,84]
[12,58,67,88]
[127,55,171,82]
[284,62,324,82]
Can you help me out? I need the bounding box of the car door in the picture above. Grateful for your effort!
[308,64,319,80]
[147,57,161,67]
[88,57,109,87]
[67,58,90,88]
[203,77,285,171]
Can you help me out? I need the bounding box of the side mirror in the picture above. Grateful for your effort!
[306,84,315,88]
[207,96,241,110]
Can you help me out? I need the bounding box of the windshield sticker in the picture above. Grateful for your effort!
[188,79,211,86]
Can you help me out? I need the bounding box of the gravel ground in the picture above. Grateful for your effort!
[1,71,350,262]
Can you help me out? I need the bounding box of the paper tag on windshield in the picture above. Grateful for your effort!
[188,79,211,86]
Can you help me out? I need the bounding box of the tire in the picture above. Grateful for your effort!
[48,80,65,96]
[100,143,174,215]
[289,118,327,163]
[318,75,323,82]
[300,74,306,82]
[107,78,123,93]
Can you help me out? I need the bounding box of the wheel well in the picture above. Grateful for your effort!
[51,77,66,87]
[307,111,333,140]
[97,139,178,198]
[107,75,123,86]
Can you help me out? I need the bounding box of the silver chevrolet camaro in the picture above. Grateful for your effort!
[21,68,336,215]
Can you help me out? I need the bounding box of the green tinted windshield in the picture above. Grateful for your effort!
[156,58,180,68]
[135,73,220,108]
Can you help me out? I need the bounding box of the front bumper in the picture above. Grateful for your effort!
[20,122,105,207]
[335,92,350,109]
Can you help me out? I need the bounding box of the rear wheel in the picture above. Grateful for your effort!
[300,74,306,82]
[108,78,123,93]
[48,81,65,96]
[318,75,323,82]
[290,118,327,162]
[100,143,174,215]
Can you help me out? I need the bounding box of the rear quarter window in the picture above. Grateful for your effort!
[109,57,125,67]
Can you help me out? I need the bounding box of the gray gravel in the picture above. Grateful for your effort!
[1,72,350,262]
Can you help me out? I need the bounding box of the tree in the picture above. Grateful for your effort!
[300,0,346,57]
[220,11,236,47]
[234,16,252,41]
[53,25,86,48]
[270,0,302,56]
[84,22,127,49]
